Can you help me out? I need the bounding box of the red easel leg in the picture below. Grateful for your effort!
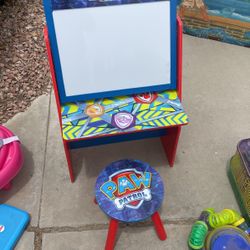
[151,212,167,241]
[63,141,74,183]
[160,126,181,167]
[105,219,119,250]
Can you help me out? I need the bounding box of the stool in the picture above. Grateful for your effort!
[95,159,167,250]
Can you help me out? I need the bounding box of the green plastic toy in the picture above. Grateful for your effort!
[188,208,250,250]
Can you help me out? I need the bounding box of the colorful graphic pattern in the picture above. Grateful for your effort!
[95,159,164,222]
[61,90,188,140]
[52,0,166,10]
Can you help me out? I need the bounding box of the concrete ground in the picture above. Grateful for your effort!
[1,35,250,250]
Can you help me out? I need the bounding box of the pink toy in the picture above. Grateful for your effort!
[0,125,23,190]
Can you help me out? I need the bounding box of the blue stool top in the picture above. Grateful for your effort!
[95,159,164,223]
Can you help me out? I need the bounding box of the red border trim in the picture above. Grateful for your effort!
[177,16,183,101]
[44,27,63,130]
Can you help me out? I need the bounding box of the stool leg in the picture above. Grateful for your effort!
[105,219,119,250]
[151,212,167,241]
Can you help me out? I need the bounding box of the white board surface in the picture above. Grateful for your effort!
[53,1,171,97]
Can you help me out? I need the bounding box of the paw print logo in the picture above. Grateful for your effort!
[120,179,128,187]
[0,225,5,233]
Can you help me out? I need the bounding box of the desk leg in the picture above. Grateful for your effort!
[105,219,119,250]
[151,212,167,241]
[160,126,181,167]
[63,141,74,182]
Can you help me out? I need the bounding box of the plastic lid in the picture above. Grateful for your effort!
[238,139,250,177]
[208,227,250,250]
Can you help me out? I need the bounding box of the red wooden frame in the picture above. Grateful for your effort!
[160,16,183,168]
[44,17,184,182]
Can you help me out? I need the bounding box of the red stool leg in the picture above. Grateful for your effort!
[105,219,119,250]
[160,126,181,167]
[94,197,97,204]
[151,212,167,241]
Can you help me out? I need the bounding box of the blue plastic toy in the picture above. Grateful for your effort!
[0,204,30,250]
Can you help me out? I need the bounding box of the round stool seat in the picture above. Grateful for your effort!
[95,159,164,223]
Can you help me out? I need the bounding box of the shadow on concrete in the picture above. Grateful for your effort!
[0,145,34,203]
[70,137,170,181]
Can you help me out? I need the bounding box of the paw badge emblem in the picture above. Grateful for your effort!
[111,112,136,130]
[85,104,104,118]
[133,93,158,104]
